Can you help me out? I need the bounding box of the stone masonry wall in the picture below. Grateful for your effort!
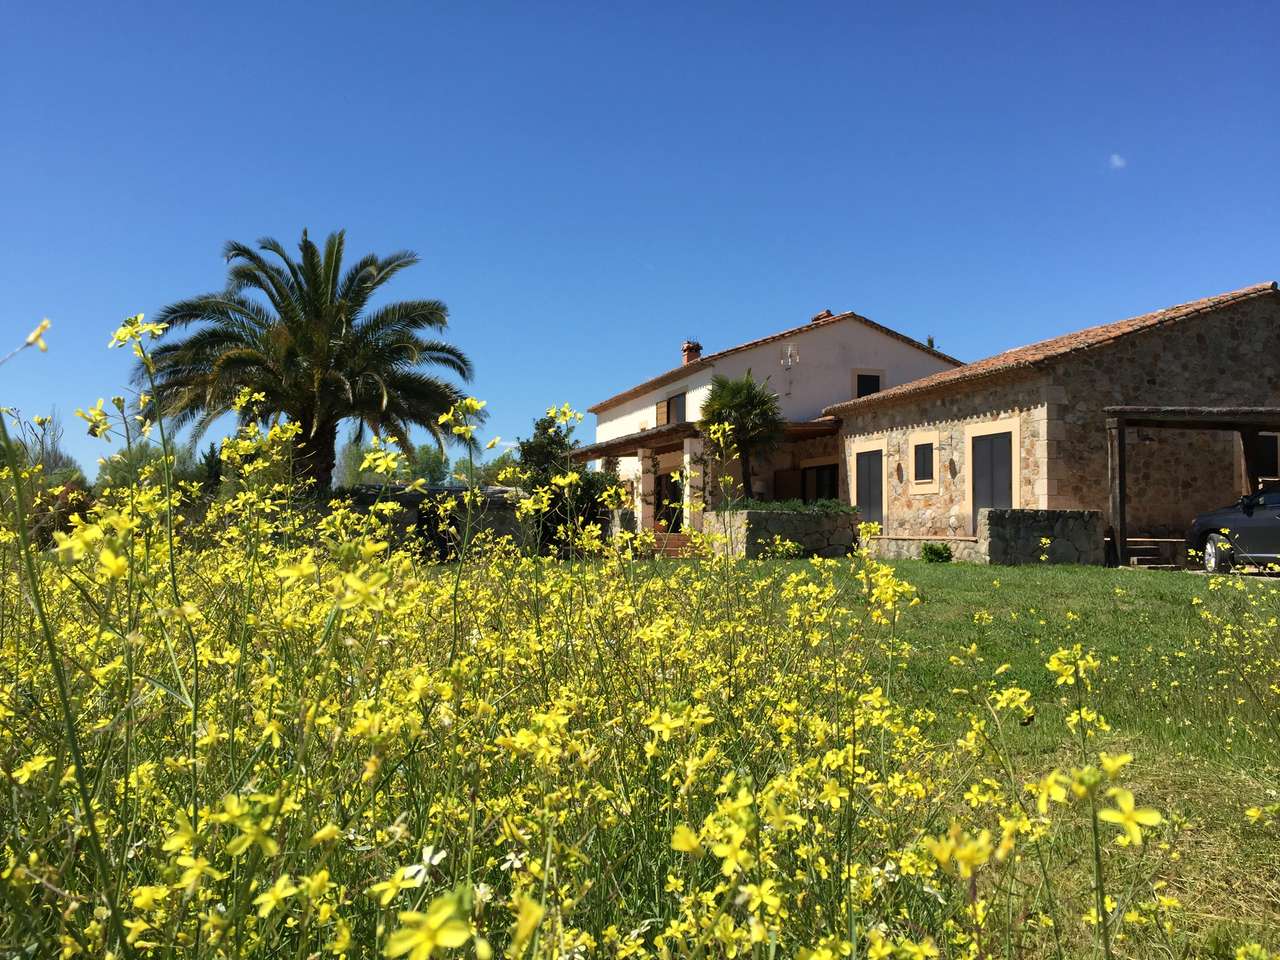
[753,434,846,501]
[1044,296,1280,535]
[708,509,857,559]
[864,509,1102,565]
[866,536,984,563]
[841,371,1048,538]
[978,508,1104,565]
[843,293,1280,540]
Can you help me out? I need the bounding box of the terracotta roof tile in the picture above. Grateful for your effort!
[822,282,1280,417]
[588,310,960,414]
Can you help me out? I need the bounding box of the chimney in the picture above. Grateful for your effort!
[811,309,834,323]
[681,339,703,365]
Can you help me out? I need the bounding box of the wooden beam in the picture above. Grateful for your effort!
[1240,430,1264,493]
[1107,418,1127,566]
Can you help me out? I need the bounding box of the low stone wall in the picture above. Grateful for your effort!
[979,508,1104,565]
[866,509,1104,565]
[866,536,984,563]
[708,510,858,559]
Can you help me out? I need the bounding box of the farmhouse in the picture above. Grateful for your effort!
[824,282,1280,563]
[573,308,958,532]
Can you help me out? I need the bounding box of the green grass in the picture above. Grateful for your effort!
[877,560,1280,952]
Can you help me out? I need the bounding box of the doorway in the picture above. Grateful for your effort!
[654,472,683,532]
[854,450,883,525]
[971,431,1012,531]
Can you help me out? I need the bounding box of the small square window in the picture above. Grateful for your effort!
[914,442,934,482]
[855,373,882,398]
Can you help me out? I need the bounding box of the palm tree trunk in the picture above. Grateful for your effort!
[740,447,754,501]
[296,419,339,493]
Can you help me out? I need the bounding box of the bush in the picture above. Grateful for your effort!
[921,540,954,563]
[733,497,856,515]
[2,391,1278,956]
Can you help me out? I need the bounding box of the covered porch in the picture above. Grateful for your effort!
[572,419,844,532]
[1105,406,1280,565]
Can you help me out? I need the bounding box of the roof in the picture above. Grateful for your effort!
[571,422,700,462]
[823,282,1280,417]
[1104,406,1280,430]
[588,309,960,415]
[570,418,840,463]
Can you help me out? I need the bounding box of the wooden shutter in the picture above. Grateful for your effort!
[655,399,668,427]
[774,468,802,501]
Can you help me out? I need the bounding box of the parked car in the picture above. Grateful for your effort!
[1186,487,1280,572]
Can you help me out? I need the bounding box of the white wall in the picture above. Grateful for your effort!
[709,320,952,421]
[592,318,955,482]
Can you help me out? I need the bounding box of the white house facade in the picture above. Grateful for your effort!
[574,308,958,532]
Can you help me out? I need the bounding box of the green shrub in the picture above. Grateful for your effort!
[733,498,856,515]
[921,541,953,563]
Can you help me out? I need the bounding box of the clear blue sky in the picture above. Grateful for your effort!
[4,1,1277,473]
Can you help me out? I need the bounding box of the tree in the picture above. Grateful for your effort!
[451,449,517,488]
[516,414,616,550]
[698,371,785,500]
[336,437,451,487]
[199,442,222,493]
[410,443,451,486]
[143,229,473,491]
[94,440,201,493]
[11,411,86,489]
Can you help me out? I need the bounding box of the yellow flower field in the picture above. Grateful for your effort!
[1,325,1278,959]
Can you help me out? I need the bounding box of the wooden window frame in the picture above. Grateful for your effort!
[908,430,940,494]
[849,436,888,528]
[963,416,1022,532]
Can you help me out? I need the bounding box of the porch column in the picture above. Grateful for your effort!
[682,436,705,533]
[1106,417,1127,566]
[636,447,656,531]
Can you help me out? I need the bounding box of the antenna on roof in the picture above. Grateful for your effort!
[780,343,798,397]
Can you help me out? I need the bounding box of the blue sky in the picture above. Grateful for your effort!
[3,1,1277,473]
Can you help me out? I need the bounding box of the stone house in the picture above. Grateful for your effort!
[574,308,957,532]
[822,282,1280,560]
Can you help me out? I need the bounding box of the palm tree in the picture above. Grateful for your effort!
[142,229,473,490]
[698,371,785,500]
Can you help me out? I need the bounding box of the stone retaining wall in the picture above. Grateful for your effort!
[865,536,984,563]
[978,508,1104,565]
[708,510,858,559]
[866,508,1104,565]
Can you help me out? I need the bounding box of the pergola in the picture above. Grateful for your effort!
[1105,406,1280,564]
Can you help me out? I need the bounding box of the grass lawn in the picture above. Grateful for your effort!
[870,560,1280,953]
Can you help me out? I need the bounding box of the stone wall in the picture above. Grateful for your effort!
[841,292,1280,539]
[865,536,984,563]
[752,434,846,502]
[864,509,1103,565]
[1042,296,1280,535]
[695,433,844,509]
[708,509,857,558]
[841,371,1048,537]
[978,508,1104,565]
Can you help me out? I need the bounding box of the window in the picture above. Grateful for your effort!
[913,442,934,482]
[654,392,686,427]
[801,463,839,502]
[855,373,881,398]
[666,392,686,424]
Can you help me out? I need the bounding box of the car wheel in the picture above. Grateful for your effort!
[1204,533,1233,574]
